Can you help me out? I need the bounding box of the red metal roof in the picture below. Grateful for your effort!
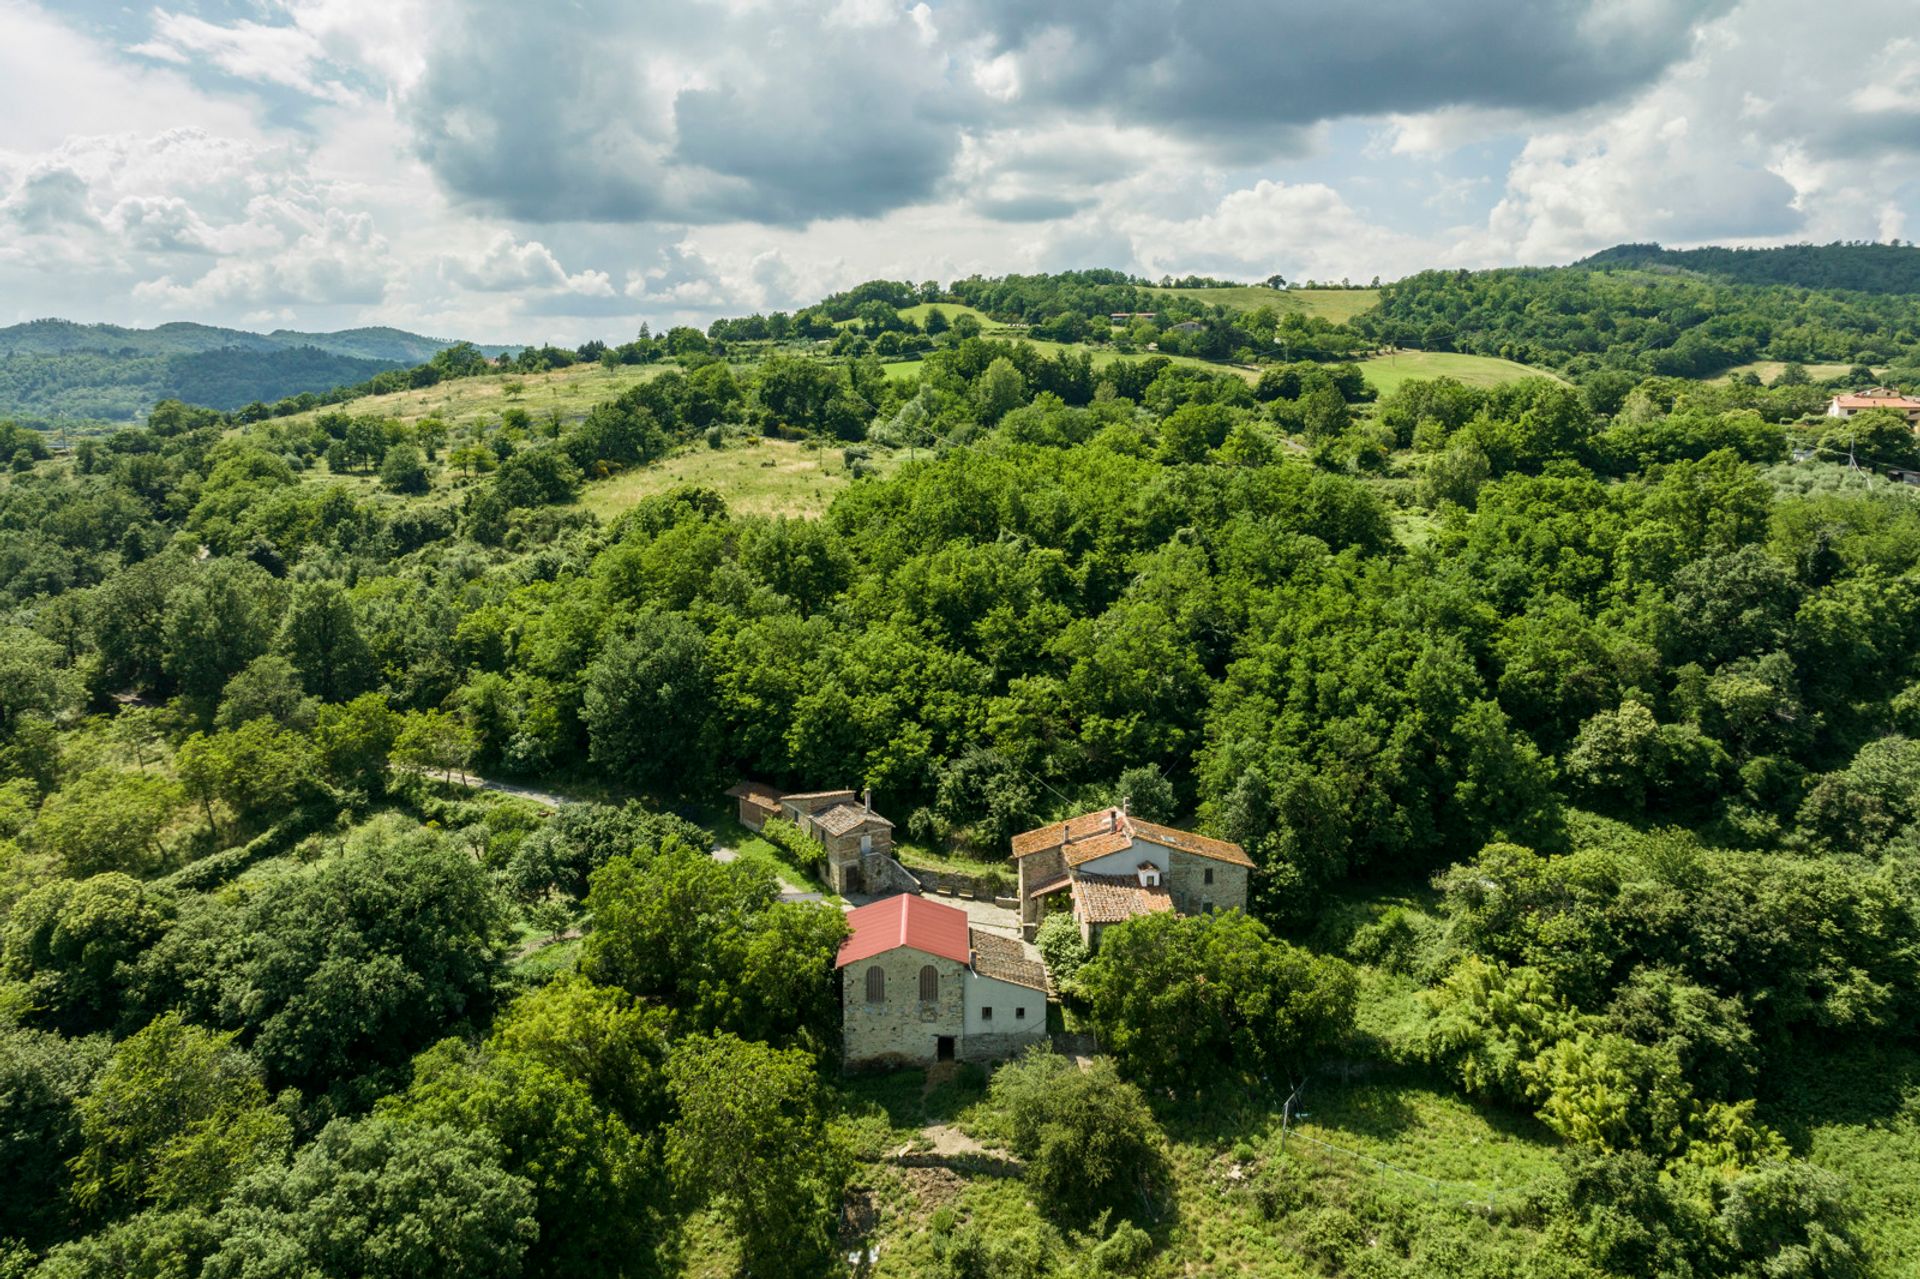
[836,893,971,968]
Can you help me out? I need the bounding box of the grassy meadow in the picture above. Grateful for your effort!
[809,1059,1569,1279]
[1358,350,1564,395]
[1144,285,1381,323]
[273,361,670,434]
[577,436,896,522]
[1715,360,1855,384]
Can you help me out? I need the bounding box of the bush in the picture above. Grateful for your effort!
[1034,912,1090,989]
[1089,1220,1154,1274]
[762,816,828,875]
[988,1049,1166,1226]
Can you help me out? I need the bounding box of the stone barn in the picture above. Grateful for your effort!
[836,894,1048,1069]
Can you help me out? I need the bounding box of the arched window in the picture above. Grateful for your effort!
[919,965,939,1003]
[865,966,885,1003]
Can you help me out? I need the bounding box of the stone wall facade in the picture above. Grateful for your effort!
[1017,846,1067,932]
[841,948,966,1067]
[1167,853,1248,917]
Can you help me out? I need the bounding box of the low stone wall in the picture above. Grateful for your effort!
[860,854,923,896]
[912,866,1012,900]
[959,1026,1048,1063]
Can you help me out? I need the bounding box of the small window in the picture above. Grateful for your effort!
[1015,1006,1027,1020]
[981,1006,993,1021]
[1203,868,1215,885]
[919,965,938,1003]
[865,966,885,1003]
[1201,899,1214,915]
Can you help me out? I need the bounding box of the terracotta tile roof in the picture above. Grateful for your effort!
[782,789,858,803]
[812,802,892,836]
[724,781,782,811]
[1129,818,1254,868]
[1026,875,1073,899]
[1012,807,1125,858]
[969,928,1047,991]
[1833,394,1920,410]
[1072,873,1174,925]
[1013,807,1252,869]
[837,894,970,968]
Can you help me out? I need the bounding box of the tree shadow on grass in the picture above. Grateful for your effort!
[838,1064,990,1133]
[1760,1039,1920,1153]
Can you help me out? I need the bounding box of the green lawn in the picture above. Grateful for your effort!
[576,436,899,521]
[1359,351,1563,395]
[1144,286,1381,323]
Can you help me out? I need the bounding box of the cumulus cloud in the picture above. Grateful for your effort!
[0,0,1916,340]
[1457,0,1920,264]
[948,0,1735,137]
[134,206,392,311]
[440,233,620,304]
[403,0,973,225]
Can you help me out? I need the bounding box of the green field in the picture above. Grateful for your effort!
[1716,360,1855,384]
[272,361,670,434]
[1358,350,1562,395]
[896,302,999,330]
[577,436,894,521]
[1144,285,1380,323]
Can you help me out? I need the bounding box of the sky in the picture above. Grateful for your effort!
[1,0,1916,344]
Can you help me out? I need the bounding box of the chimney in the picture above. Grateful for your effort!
[862,788,871,813]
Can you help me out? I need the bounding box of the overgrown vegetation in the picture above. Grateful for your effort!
[3,250,1920,1276]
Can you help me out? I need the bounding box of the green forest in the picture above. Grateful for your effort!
[2,254,1920,1278]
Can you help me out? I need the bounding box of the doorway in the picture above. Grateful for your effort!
[936,1035,956,1062]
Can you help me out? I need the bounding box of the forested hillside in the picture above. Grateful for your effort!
[1582,241,1920,294]
[0,320,499,425]
[1360,262,1920,378]
[3,271,1920,1277]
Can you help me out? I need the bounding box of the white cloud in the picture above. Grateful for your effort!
[130,9,355,103]
[0,0,1914,344]
[1452,0,1920,264]
[441,233,617,298]
[134,206,392,311]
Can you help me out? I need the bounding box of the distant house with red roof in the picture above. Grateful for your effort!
[1828,387,1920,426]
[836,894,1048,1067]
[1013,805,1252,945]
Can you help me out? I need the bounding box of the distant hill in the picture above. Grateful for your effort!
[0,319,515,424]
[1577,242,1920,295]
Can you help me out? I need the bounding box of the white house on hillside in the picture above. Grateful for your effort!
[1827,387,1920,426]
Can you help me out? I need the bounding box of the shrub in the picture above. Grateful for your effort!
[1034,913,1090,989]
[988,1049,1166,1226]
[762,816,828,876]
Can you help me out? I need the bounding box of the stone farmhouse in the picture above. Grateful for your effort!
[725,782,905,897]
[1827,387,1920,426]
[837,894,1049,1067]
[1012,805,1253,945]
